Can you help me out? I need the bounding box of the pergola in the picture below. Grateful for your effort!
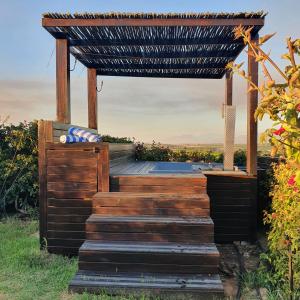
[42,12,265,175]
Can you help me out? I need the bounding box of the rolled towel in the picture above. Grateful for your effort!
[60,135,88,144]
[68,127,101,143]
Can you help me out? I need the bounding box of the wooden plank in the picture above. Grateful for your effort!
[69,272,224,297]
[93,207,209,217]
[43,17,264,27]
[38,120,53,247]
[87,68,98,130]
[47,182,97,191]
[48,222,86,231]
[47,172,96,183]
[47,238,84,248]
[79,251,218,265]
[56,39,70,123]
[47,150,96,159]
[93,196,209,209]
[48,215,90,223]
[110,185,206,193]
[47,190,96,199]
[247,33,259,176]
[98,146,109,192]
[110,176,206,186]
[52,122,98,134]
[86,221,213,234]
[47,230,86,239]
[78,262,218,274]
[47,157,97,166]
[47,246,79,256]
[48,198,93,207]
[48,207,93,215]
[85,232,213,243]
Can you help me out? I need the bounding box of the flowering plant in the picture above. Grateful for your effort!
[227,26,300,294]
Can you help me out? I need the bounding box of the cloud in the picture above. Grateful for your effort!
[0,75,271,144]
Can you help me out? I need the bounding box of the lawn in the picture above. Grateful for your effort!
[0,218,138,300]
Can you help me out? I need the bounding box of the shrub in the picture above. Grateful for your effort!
[135,141,172,161]
[263,163,300,289]
[101,134,133,143]
[0,120,38,215]
[135,141,245,165]
[229,27,300,296]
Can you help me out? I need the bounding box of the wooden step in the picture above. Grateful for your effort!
[86,215,214,243]
[69,271,224,299]
[110,174,207,193]
[92,192,210,216]
[78,241,220,274]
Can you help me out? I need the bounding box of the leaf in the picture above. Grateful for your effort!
[281,53,291,61]
[295,170,300,186]
[259,33,276,45]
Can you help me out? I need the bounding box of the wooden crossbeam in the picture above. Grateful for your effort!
[42,17,264,27]
[96,69,224,79]
[69,37,243,47]
[85,62,228,70]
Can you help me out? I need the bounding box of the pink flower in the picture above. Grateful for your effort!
[288,175,296,186]
[297,104,300,112]
[274,126,285,136]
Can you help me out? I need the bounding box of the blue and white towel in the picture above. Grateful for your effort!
[60,135,88,144]
[68,127,101,143]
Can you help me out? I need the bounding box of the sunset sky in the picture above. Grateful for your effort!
[1,0,299,144]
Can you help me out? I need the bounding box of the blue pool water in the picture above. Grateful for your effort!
[148,161,223,174]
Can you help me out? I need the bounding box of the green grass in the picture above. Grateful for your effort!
[0,218,142,300]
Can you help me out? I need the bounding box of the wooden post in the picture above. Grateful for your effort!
[247,33,259,176]
[87,68,98,130]
[225,71,233,106]
[56,39,70,123]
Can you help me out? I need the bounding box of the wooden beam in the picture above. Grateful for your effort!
[69,38,244,47]
[87,68,98,130]
[56,39,70,123]
[225,71,233,106]
[96,70,224,79]
[43,17,264,27]
[247,33,259,176]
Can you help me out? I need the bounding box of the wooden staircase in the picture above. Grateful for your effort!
[69,175,224,299]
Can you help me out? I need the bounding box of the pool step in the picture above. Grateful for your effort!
[69,271,224,299]
[110,174,207,193]
[92,192,210,216]
[86,214,214,243]
[78,240,220,274]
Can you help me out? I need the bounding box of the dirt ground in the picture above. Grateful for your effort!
[218,234,268,300]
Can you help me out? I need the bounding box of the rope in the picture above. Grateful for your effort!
[46,47,55,68]
[96,80,103,93]
[70,58,77,71]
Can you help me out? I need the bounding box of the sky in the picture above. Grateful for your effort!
[1,0,299,144]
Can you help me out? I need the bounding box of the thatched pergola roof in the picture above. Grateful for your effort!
[42,12,266,79]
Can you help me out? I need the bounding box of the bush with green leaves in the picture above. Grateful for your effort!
[0,120,38,215]
[135,141,245,165]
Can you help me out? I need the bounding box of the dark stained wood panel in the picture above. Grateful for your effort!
[206,174,257,242]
